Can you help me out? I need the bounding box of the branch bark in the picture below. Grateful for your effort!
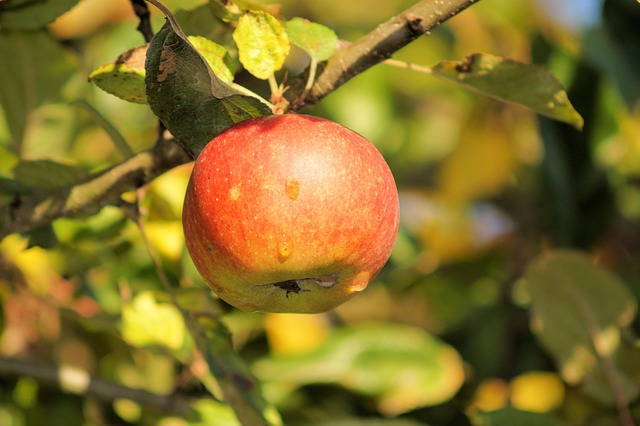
[0,140,191,239]
[0,0,480,240]
[286,0,482,108]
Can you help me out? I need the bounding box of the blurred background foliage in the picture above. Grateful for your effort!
[1,0,639,425]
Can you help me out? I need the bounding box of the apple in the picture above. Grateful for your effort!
[182,114,399,313]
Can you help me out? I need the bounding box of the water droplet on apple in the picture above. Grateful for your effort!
[349,271,371,292]
[285,179,299,201]
[277,234,293,261]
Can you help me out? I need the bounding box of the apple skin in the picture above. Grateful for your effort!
[182,114,399,313]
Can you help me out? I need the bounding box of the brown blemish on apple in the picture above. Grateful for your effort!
[285,179,299,200]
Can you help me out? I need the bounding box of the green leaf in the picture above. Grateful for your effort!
[285,17,338,62]
[145,20,271,158]
[470,408,564,426]
[525,250,639,405]
[233,10,290,80]
[430,53,584,130]
[0,31,76,147]
[25,225,58,249]
[0,0,79,30]
[189,399,241,426]
[254,323,465,416]
[89,45,149,104]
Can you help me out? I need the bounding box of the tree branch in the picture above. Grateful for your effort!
[286,0,482,109]
[0,356,193,416]
[0,140,191,239]
[0,0,480,240]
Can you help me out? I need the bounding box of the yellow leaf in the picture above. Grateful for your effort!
[438,122,516,202]
[264,313,330,356]
[510,371,565,412]
[1,234,56,295]
[121,292,187,351]
[467,378,509,414]
[144,221,184,262]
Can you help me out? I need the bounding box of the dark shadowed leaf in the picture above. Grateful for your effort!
[145,21,271,158]
[431,53,584,130]
[0,0,79,30]
[25,225,58,249]
[525,250,639,405]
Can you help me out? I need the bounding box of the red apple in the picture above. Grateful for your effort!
[182,114,399,313]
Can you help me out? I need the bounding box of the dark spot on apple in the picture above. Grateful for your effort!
[274,280,309,297]
[207,245,213,252]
